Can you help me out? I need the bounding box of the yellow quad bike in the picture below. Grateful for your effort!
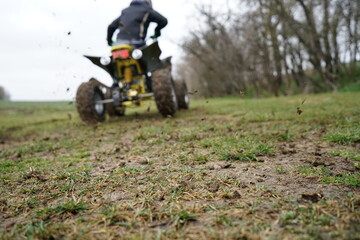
[76,41,189,124]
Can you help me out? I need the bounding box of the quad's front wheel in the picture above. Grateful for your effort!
[152,66,178,117]
[174,79,190,110]
[76,81,105,124]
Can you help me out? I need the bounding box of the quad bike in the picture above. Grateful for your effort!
[76,40,189,124]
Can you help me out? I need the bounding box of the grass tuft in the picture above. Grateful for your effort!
[324,129,360,144]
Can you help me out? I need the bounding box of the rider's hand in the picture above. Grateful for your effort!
[107,40,113,46]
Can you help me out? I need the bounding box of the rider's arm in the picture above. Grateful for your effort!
[107,17,121,45]
[148,10,168,37]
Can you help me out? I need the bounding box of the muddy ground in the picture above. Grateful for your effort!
[0,94,359,239]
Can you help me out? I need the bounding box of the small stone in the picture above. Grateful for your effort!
[213,164,222,170]
[103,192,125,202]
[208,165,215,170]
[221,163,232,169]
[139,159,149,165]
[232,190,241,199]
[208,183,220,193]
[257,178,265,183]
[158,194,165,201]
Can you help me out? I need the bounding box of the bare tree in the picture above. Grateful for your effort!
[0,86,10,100]
[178,0,360,98]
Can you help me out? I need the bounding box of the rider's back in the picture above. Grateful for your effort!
[117,4,153,41]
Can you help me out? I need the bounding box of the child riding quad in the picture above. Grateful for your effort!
[75,0,189,124]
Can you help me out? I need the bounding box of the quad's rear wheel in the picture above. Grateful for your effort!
[174,79,190,110]
[152,66,178,117]
[76,81,105,124]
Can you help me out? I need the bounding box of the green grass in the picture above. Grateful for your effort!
[1,92,360,239]
[198,135,274,162]
[340,81,360,92]
[329,150,360,161]
[324,129,360,144]
[298,166,360,187]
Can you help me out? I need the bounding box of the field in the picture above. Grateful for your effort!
[0,92,359,239]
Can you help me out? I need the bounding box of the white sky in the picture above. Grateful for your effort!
[0,0,225,101]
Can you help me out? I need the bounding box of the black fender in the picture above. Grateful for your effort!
[83,55,115,78]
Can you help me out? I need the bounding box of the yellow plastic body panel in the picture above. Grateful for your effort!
[111,44,149,107]
[124,67,132,83]
[112,44,143,80]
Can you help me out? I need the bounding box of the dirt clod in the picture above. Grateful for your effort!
[207,183,220,193]
[301,193,324,202]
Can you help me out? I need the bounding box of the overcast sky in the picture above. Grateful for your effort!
[0,0,223,101]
